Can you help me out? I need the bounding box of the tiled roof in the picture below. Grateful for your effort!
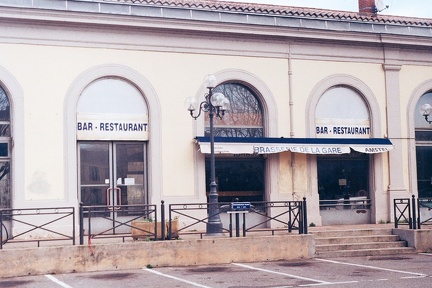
[105,0,432,27]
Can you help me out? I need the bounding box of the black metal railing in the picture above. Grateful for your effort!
[394,197,413,229]
[243,199,307,236]
[167,201,232,239]
[417,197,432,229]
[0,198,308,248]
[319,198,371,210]
[167,198,307,239]
[0,207,75,249]
[79,203,157,244]
[393,195,432,229]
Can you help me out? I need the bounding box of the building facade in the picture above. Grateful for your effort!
[1,0,432,233]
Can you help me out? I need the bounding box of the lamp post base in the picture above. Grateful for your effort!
[206,221,224,236]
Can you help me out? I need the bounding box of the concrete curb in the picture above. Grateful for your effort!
[394,228,432,252]
[0,234,314,278]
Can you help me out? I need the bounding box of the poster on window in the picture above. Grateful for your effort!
[77,113,149,140]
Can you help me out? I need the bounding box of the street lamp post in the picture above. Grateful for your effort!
[185,75,229,235]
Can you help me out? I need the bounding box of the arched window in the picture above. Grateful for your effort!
[415,91,432,198]
[206,83,263,138]
[204,82,265,203]
[0,86,11,209]
[315,86,370,136]
[77,78,147,115]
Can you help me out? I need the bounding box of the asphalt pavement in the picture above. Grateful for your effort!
[1,253,431,287]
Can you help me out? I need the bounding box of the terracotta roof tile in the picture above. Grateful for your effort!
[104,0,432,27]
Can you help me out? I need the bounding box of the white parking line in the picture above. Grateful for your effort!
[143,268,213,288]
[401,275,428,279]
[315,258,427,277]
[45,275,73,288]
[232,263,332,285]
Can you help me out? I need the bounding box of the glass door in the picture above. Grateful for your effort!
[317,153,371,225]
[79,142,147,233]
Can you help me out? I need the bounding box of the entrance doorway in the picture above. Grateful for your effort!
[317,153,371,225]
[78,142,147,232]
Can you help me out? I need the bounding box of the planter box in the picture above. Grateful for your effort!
[168,219,179,239]
[131,219,179,240]
[131,221,163,240]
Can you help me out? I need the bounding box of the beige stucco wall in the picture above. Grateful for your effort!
[0,43,290,205]
[0,42,403,224]
[1,1,432,231]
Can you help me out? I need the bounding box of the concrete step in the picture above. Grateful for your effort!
[315,247,416,258]
[315,235,400,245]
[311,228,393,238]
[316,241,407,252]
[311,227,417,258]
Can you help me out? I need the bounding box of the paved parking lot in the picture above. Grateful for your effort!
[1,253,431,288]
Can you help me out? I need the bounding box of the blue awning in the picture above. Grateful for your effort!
[195,137,393,155]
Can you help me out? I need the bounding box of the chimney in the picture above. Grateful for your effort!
[358,0,377,16]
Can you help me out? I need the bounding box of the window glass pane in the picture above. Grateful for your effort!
[79,143,109,185]
[0,87,10,122]
[206,158,265,202]
[205,83,263,138]
[205,127,263,138]
[415,92,432,129]
[316,86,368,120]
[317,154,369,201]
[0,124,10,137]
[77,78,147,115]
[0,162,10,209]
[0,143,8,157]
[115,143,146,207]
[416,146,432,198]
[415,131,432,141]
[79,143,109,206]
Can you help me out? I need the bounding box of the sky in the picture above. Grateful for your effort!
[221,0,432,19]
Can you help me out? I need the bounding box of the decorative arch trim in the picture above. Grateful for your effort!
[407,79,432,197]
[306,74,382,138]
[407,79,432,138]
[64,64,162,204]
[0,66,24,208]
[194,69,278,137]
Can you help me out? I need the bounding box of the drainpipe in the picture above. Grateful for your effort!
[288,45,297,200]
[288,46,294,137]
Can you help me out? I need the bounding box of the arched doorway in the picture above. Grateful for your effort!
[0,86,10,209]
[315,86,372,225]
[415,91,432,198]
[76,78,149,233]
[205,82,265,203]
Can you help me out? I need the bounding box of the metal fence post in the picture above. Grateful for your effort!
[0,209,3,249]
[408,198,413,229]
[79,202,84,245]
[417,197,422,230]
[288,202,293,233]
[72,207,76,245]
[303,197,308,234]
[412,195,417,230]
[161,200,165,241]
